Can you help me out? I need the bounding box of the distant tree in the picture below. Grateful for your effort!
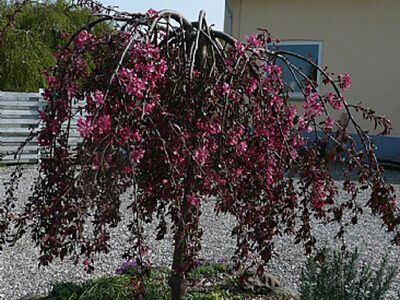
[0,0,108,91]
[1,3,399,300]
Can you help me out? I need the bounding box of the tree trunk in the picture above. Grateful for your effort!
[166,104,201,299]
[169,162,194,300]
[169,220,187,300]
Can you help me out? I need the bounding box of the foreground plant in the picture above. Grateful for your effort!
[31,261,285,300]
[300,248,398,300]
[1,1,399,299]
[34,275,134,300]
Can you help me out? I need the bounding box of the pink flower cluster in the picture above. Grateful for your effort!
[303,93,323,118]
[193,145,209,166]
[77,114,111,139]
[326,92,344,110]
[246,34,264,48]
[118,43,167,112]
[339,73,351,91]
[75,30,91,49]
[77,117,94,138]
[187,194,201,208]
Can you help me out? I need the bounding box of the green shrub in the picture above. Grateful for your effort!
[78,275,134,300]
[300,248,398,300]
[46,282,83,300]
[34,275,134,300]
[189,262,227,281]
[142,268,170,300]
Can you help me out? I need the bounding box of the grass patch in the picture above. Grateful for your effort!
[27,261,292,300]
[38,275,134,300]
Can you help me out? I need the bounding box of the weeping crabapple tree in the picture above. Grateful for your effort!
[1,4,400,300]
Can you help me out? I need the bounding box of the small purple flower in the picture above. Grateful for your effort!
[193,258,202,267]
[193,257,227,268]
[115,259,137,274]
[216,257,227,264]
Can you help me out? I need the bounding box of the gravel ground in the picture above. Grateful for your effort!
[0,165,399,300]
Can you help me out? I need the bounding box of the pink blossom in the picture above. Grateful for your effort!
[210,123,221,135]
[304,85,313,97]
[130,148,145,163]
[228,127,244,146]
[75,30,90,49]
[197,121,221,136]
[290,149,298,160]
[97,115,111,135]
[305,125,314,133]
[233,168,244,179]
[339,73,351,91]
[235,41,245,56]
[145,63,156,73]
[326,92,334,104]
[222,83,231,97]
[285,105,297,122]
[246,34,263,48]
[47,76,56,87]
[74,60,86,72]
[146,8,158,19]
[193,146,209,166]
[122,166,134,175]
[326,92,344,110]
[264,64,282,77]
[132,42,161,60]
[118,127,132,145]
[187,194,201,208]
[192,70,201,79]
[265,164,275,186]
[132,130,142,143]
[245,79,257,95]
[297,117,313,133]
[236,141,248,155]
[118,68,147,99]
[159,60,167,75]
[271,95,283,108]
[303,93,323,118]
[77,117,93,138]
[144,102,156,114]
[324,117,334,130]
[93,90,105,107]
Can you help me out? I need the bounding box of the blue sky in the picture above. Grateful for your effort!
[100,0,225,30]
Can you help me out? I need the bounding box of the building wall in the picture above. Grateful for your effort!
[225,0,400,139]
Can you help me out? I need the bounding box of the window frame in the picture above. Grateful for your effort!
[272,40,323,100]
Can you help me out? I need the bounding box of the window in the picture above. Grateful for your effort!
[269,41,323,99]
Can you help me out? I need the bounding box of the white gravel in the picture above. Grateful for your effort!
[0,165,399,300]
